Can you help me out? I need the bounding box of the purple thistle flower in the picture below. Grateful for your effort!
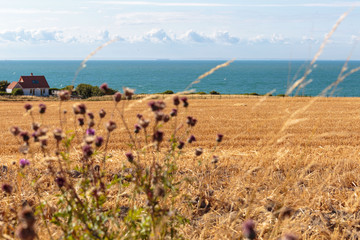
[55,177,66,188]
[134,124,141,134]
[24,103,32,111]
[19,158,30,168]
[216,134,223,143]
[39,103,46,114]
[113,92,122,102]
[242,220,256,240]
[187,135,196,144]
[170,109,177,117]
[10,126,20,136]
[95,136,104,147]
[2,183,13,194]
[177,141,185,149]
[173,96,180,106]
[125,152,134,163]
[148,101,166,112]
[155,112,164,121]
[153,130,164,143]
[86,128,95,136]
[106,120,117,132]
[99,83,109,93]
[99,109,106,118]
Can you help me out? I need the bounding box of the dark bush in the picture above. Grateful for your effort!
[0,91,11,96]
[12,89,24,96]
[0,80,10,92]
[161,90,174,94]
[209,90,220,95]
[76,84,104,99]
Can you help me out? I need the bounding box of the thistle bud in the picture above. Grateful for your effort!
[153,130,164,143]
[123,87,134,100]
[187,135,196,143]
[180,97,188,107]
[170,109,177,117]
[20,131,30,142]
[177,141,185,149]
[87,112,94,119]
[78,118,84,126]
[10,126,20,136]
[82,144,93,157]
[53,129,64,142]
[99,83,109,93]
[55,177,65,188]
[24,104,32,111]
[59,90,71,101]
[95,136,104,147]
[173,96,180,106]
[99,109,106,118]
[38,103,46,114]
[106,120,117,132]
[113,92,122,103]
[216,134,223,143]
[242,220,256,240]
[134,124,141,134]
[195,148,203,156]
[125,152,134,163]
[2,183,13,194]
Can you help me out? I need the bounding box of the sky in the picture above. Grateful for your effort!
[0,0,360,60]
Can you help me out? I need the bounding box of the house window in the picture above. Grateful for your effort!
[32,80,39,84]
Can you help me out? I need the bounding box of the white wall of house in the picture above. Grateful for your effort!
[23,88,49,96]
[6,88,12,93]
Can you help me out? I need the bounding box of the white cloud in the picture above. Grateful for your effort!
[213,31,240,44]
[0,8,80,15]
[248,34,288,44]
[301,36,319,44]
[92,1,360,8]
[0,29,64,43]
[179,30,213,43]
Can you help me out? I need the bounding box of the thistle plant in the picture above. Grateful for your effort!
[3,84,225,240]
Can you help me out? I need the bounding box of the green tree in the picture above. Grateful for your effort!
[12,88,24,96]
[0,80,10,92]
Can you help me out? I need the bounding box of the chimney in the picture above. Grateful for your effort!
[30,73,33,76]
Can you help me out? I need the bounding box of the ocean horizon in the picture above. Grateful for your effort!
[1,60,360,97]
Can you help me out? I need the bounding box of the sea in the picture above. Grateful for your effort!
[1,60,360,96]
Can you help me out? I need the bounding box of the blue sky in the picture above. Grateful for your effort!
[0,0,360,60]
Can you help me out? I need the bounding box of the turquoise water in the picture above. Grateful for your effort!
[0,60,359,96]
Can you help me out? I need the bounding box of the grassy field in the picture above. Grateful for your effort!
[1,96,360,239]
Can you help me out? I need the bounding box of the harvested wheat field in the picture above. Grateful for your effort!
[1,96,360,239]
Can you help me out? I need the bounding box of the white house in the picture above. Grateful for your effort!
[6,73,50,96]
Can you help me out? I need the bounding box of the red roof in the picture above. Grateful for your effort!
[7,81,20,90]
[18,75,50,89]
